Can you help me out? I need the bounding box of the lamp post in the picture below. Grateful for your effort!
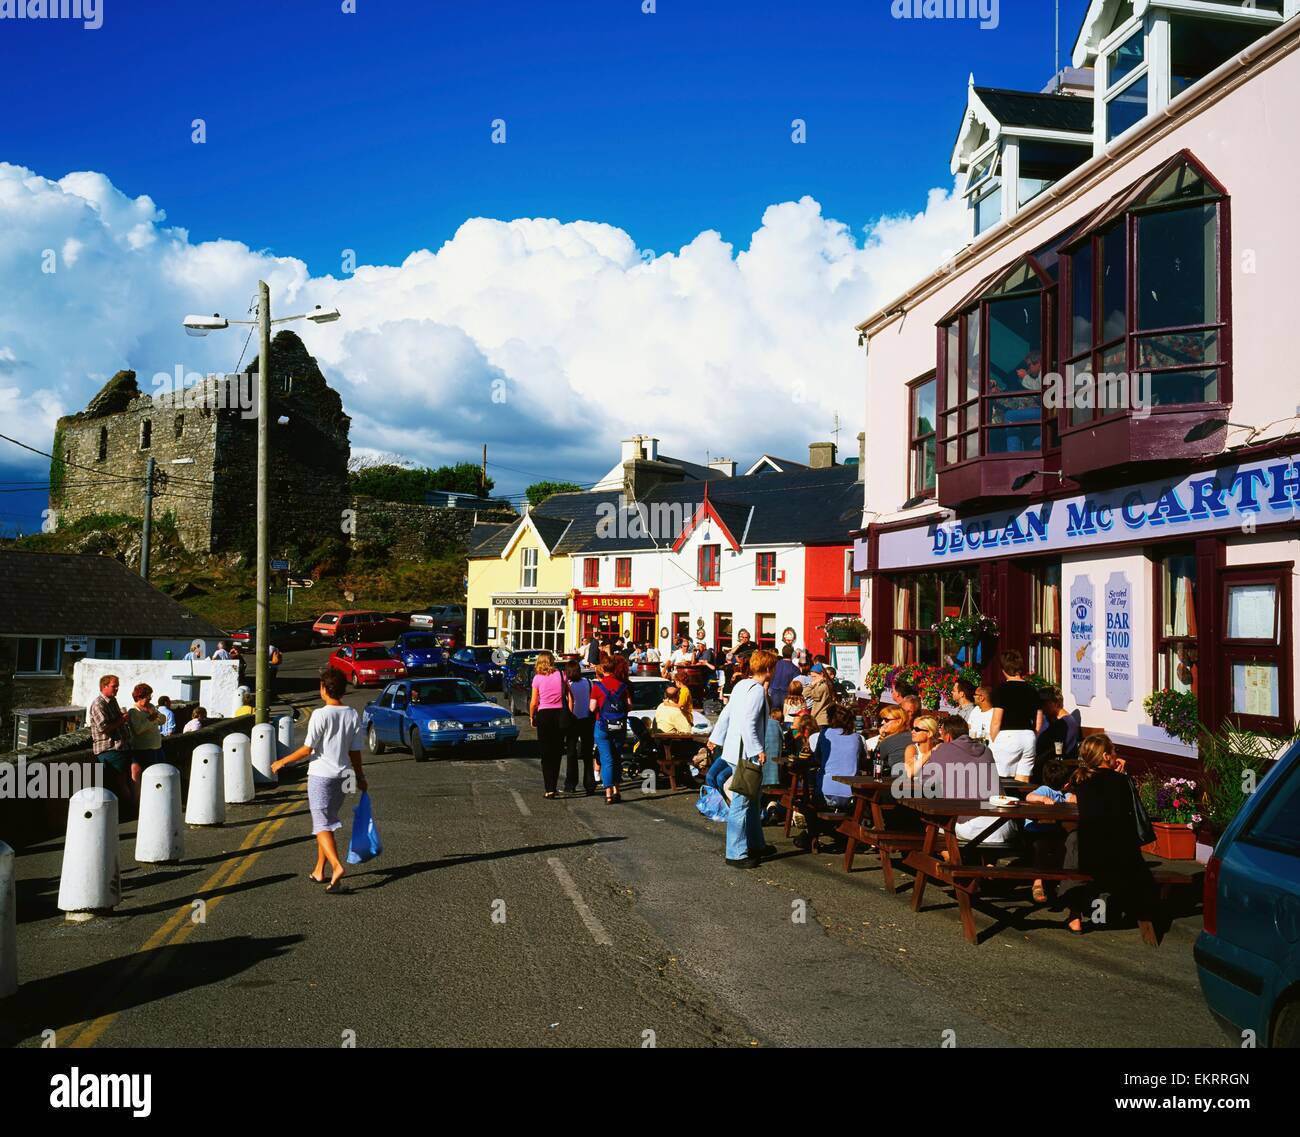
[183,286,340,724]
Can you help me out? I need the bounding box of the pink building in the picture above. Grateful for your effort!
[854,3,1300,771]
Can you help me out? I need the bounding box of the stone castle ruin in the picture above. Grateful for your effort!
[52,331,352,555]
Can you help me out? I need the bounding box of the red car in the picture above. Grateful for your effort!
[313,609,408,644]
[328,643,407,686]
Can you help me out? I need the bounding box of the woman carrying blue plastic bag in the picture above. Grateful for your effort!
[347,791,382,864]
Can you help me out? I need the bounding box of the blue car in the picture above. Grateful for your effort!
[390,630,447,674]
[362,678,519,762]
[1196,739,1300,1048]
[445,646,507,691]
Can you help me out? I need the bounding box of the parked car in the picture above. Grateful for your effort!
[313,610,406,644]
[327,642,407,687]
[390,630,449,675]
[1196,738,1300,1047]
[362,677,518,761]
[504,651,581,715]
[410,604,467,629]
[230,621,316,652]
[445,646,508,691]
[625,677,712,736]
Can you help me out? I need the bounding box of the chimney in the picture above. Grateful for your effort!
[709,457,736,477]
[808,441,837,469]
[857,431,866,483]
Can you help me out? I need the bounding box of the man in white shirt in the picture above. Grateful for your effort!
[211,641,232,660]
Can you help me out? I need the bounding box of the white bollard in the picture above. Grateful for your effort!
[251,723,278,786]
[233,685,251,717]
[185,744,225,826]
[274,712,293,757]
[57,788,121,919]
[0,840,16,997]
[223,733,255,804]
[135,765,184,864]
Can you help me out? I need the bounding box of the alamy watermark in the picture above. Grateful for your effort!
[0,757,103,800]
[151,368,257,418]
[0,0,103,30]
[595,496,702,542]
[891,0,999,32]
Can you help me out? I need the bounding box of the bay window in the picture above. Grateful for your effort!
[1103,24,1149,143]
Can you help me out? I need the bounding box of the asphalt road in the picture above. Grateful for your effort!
[4,647,1228,1048]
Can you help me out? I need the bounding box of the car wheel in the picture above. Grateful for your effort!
[410,728,429,762]
[367,724,386,755]
[1273,997,1300,1048]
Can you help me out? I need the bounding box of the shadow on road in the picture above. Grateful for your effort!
[346,835,627,890]
[0,934,305,1048]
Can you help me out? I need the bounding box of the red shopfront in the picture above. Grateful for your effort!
[572,590,659,646]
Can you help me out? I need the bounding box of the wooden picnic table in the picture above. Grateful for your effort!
[830,775,926,891]
[898,797,1162,947]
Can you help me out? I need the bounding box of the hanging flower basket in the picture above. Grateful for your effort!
[824,616,868,644]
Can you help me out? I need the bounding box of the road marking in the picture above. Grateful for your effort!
[546,857,612,947]
[61,797,301,1048]
[509,789,531,817]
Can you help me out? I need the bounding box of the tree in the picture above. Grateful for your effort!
[349,461,495,503]
[525,480,583,507]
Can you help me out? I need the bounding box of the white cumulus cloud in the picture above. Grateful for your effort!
[0,161,966,489]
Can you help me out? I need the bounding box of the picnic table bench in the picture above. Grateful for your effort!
[649,730,701,791]
[830,775,928,891]
[900,798,1197,946]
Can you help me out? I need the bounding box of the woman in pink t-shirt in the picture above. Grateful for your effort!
[530,652,569,798]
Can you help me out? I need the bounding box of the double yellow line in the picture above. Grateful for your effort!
[60,796,302,1048]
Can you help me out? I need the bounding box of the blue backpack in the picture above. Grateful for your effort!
[597,680,629,732]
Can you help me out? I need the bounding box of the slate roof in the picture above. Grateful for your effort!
[0,551,225,639]
[528,515,573,552]
[467,467,862,558]
[747,454,810,475]
[974,88,1095,134]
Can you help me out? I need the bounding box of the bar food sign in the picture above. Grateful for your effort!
[878,454,1300,569]
[1104,572,1133,710]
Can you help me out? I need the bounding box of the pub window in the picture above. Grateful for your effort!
[1221,567,1290,733]
[755,613,777,651]
[1154,551,1198,696]
[908,374,936,498]
[891,570,982,666]
[615,557,631,589]
[140,419,152,449]
[698,543,720,587]
[583,557,599,589]
[520,547,538,590]
[15,637,61,674]
[672,612,690,642]
[714,613,733,654]
[1063,153,1228,427]
[1029,562,1062,685]
[755,552,776,586]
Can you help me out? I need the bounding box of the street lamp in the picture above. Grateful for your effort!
[182,284,341,725]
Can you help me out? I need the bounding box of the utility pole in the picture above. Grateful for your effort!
[255,280,271,727]
[140,455,156,580]
[481,443,487,498]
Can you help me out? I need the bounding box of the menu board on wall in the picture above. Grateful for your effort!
[832,644,862,690]
[1068,576,1095,706]
[1104,571,1133,710]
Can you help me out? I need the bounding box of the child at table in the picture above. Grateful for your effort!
[1024,759,1075,903]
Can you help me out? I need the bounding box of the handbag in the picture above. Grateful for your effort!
[1126,775,1156,847]
[730,755,763,798]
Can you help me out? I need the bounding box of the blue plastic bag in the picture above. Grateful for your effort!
[695,786,730,823]
[347,791,382,864]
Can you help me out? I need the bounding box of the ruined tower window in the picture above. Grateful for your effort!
[175,413,184,439]
[139,419,152,449]
[97,427,108,461]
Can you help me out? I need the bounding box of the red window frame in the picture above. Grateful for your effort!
[698,543,720,587]
[755,613,777,651]
[583,558,599,589]
[714,612,733,654]
[1219,565,1292,734]
[615,557,631,589]
[755,552,777,586]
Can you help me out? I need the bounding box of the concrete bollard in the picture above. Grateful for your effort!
[57,788,121,919]
[233,685,251,717]
[251,723,278,786]
[185,744,225,826]
[274,712,293,757]
[135,765,184,864]
[1,840,16,997]
[223,733,255,804]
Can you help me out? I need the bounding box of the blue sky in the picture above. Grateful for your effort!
[0,0,1090,533]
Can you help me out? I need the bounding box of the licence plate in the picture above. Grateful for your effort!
[466,731,494,742]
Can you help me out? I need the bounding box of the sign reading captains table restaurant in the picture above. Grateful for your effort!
[492,594,567,608]
[877,454,1300,570]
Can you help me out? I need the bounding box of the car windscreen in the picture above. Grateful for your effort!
[317,614,338,625]
[410,681,486,705]
[630,681,669,710]
[469,648,494,661]
[508,653,539,667]
[402,635,439,648]
[355,648,391,661]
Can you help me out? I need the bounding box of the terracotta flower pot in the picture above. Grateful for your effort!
[1142,820,1197,860]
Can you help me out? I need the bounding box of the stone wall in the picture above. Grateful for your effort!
[349,497,516,561]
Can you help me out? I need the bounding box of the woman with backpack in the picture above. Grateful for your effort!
[590,656,631,804]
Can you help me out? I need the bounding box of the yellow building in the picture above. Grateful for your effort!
[466,513,573,652]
